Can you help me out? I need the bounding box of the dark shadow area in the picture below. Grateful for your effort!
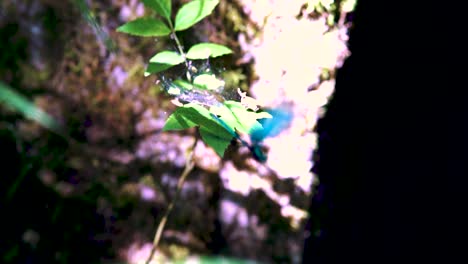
[0,131,113,264]
[303,1,467,263]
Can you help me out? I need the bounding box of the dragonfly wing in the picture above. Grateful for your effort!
[250,107,293,143]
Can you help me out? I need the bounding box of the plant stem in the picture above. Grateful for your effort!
[172,32,187,63]
[166,19,192,82]
[145,137,198,264]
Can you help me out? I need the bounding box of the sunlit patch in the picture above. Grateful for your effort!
[123,242,164,264]
[219,199,268,241]
[109,66,128,89]
[220,163,252,196]
[135,134,194,167]
[237,88,261,111]
[38,169,56,187]
[280,205,309,230]
[22,229,40,248]
[220,162,304,218]
[139,185,156,201]
[220,199,249,227]
[55,181,74,197]
[119,0,145,21]
[193,141,222,172]
[135,109,167,135]
[161,173,206,198]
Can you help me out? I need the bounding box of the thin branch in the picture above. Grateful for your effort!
[166,20,192,82]
[145,137,198,264]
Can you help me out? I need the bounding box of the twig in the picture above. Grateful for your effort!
[145,137,198,264]
[165,19,192,82]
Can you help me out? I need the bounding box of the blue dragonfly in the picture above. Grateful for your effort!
[211,106,293,162]
[161,75,293,161]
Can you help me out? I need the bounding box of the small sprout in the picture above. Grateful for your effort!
[171,98,184,107]
[167,86,181,96]
[237,88,260,111]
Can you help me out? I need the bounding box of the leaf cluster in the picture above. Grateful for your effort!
[117,0,272,159]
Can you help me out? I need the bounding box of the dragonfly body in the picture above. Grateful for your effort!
[249,107,293,162]
[211,106,293,162]
[250,107,293,143]
[161,74,292,162]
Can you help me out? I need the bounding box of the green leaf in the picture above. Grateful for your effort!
[171,78,219,91]
[144,63,175,76]
[193,73,225,90]
[163,103,232,137]
[0,81,60,133]
[199,127,232,157]
[150,51,185,65]
[144,51,184,76]
[174,0,219,31]
[117,17,171,37]
[210,101,270,135]
[172,79,194,90]
[186,43,233,59]
[163,103,234,157]
[227,101,271,134]
[210,104,241,131]
[163,110,198,131]
[179,104,230,134]
[236,101,271,118]
[253,110,273,119]
[142,0,172,20]
[166,86,181,96]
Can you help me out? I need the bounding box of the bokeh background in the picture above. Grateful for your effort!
[0,0,355,263]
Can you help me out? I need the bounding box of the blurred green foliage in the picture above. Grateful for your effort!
[0,81,60,133]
